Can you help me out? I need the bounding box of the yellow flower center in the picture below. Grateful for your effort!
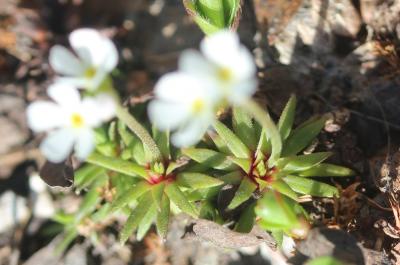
[192,99,205,114]
[70,113,84,128]
[217,67,232,82]
[84,67,97,79]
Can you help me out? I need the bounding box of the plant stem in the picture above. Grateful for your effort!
[242,99,282,165]
[116,105,162,162]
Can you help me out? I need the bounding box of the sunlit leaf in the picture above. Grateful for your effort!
[137,202,157,241]
[183,148,237,170]
[223,0,241,26]
[270,179,298,200]
[214,120,250,159]
[152,182,165,211]
[87,152,147,179]
[74,164,104,190]
[284,175,338,197]
[232,107,257,150]
[120,191,153,244]
[176,172,224,189]
[228,157,251,172]
[110,181,150,212]
[152,126,170,160]
[156,193,170,238]
[228,177,257,209]
[306,256,344,265]
[299,163,355,177]
[278,95,297,140]
[278,152,332,172]
[282,117,326,156]
[165,182,198,217]
[219,171,243,185]
[117,120,135,146]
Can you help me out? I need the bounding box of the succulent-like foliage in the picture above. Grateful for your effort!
[183,0,242,35]
[53,104,223,247]
[184,95,355,240]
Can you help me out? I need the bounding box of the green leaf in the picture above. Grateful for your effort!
[152,182,165,211]
[232,107,257,150]
[117,120,135,146]
[235,202,256,233]
[228,157,251,172]
[76,177,107,220]
[271,230,284,247]
[228,177,257,209]
[156,193,170,238]
[207,131,231,154]
[120,192,153,244]
[137,202,157,241]
[183,148,237,170]
[87,152,147,179]
[278,152,332,172]
[299,163,355,177]
[220,171,243,185]
[223,0,240,26]
[108,121,117,141]
[165,182,198,217]
[270,179,298,200]
[200,201,220,221]
[306,256,344,265]
[214,120,250,159]
[152,126,170,160]
[183,0,222,35]
[278,95,297,140]
[74,164,104,190]
[131,141,147,166]
[282,117,326,156]
[176,172,224,189]
[255,192,300,230]
[196,0,225,28]
[110,181,150,212]
[284,175,338,197]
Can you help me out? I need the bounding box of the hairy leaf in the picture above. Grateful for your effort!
[176,172,224,189]
[165,182,198,217]
[214,120,250,159]
[299,163,355,177]
[284,175,338,197]
[228,177,257,209]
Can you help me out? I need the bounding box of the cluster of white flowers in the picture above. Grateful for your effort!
[148,30,257,147]
[27,29,118,163]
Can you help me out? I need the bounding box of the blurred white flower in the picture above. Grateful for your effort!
[49,28,118,91]
[27,84,116,163]
[179,30,257,105]
[148,72,218,147]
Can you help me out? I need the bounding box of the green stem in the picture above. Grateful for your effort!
[242,99,282,165]
[116,105,162,162]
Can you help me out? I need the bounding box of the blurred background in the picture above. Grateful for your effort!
[0,0,400,264]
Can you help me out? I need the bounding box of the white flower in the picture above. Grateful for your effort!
[179,30,257,105]
[27,84,116,163]
[49,28,118,91]
[148,72,218,147]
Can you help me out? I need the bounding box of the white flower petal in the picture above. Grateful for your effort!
[200,30,241,66]
[47,83,81,108]
[148,100,189,131]
[230,47,256,80]
[74,128,95,161]
[27,101,65,132]
[92,93,117,121]
[179,50,214,77]
[69,28,117,70]
[228,78,258,105]
[80,94,116,126]
[40,129,75,163]
[172,118,211,147]
[49,45,85,76]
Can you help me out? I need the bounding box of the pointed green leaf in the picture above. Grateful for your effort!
[200,201,220,221]
[233,107,257,150]
[235,202,256,233]
[131,141,147,166]
[214,120,250,158]
[152,182,165,210]
[137,202,157,241]
[120,191,153,244]
[278,152,332,172]
[228,157,251,172]
[197,0,225,28]
[271,230,284,247]
[152,126,170,160]
[306,256,344,265]
[207,131,231,154]
[256,128,271,158]
[282,117,326,156]
[270,179,298,200]
[219,171,243,185]
[117,120,135,146]
[156,193,170,238]
[278,95,297,140]
[183,0,222,35]
[176,172,224,189]
[284,175,338,197]
[228,177,257,209]
[108,121,117,141]
[74,164,104,190]
[299,163,355,177]
[255,192,300,230]
[87,152,147,179]
[183,148,237,170]
[110,181,150,212]
[223,0,241,26]
[165,182,198,217]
